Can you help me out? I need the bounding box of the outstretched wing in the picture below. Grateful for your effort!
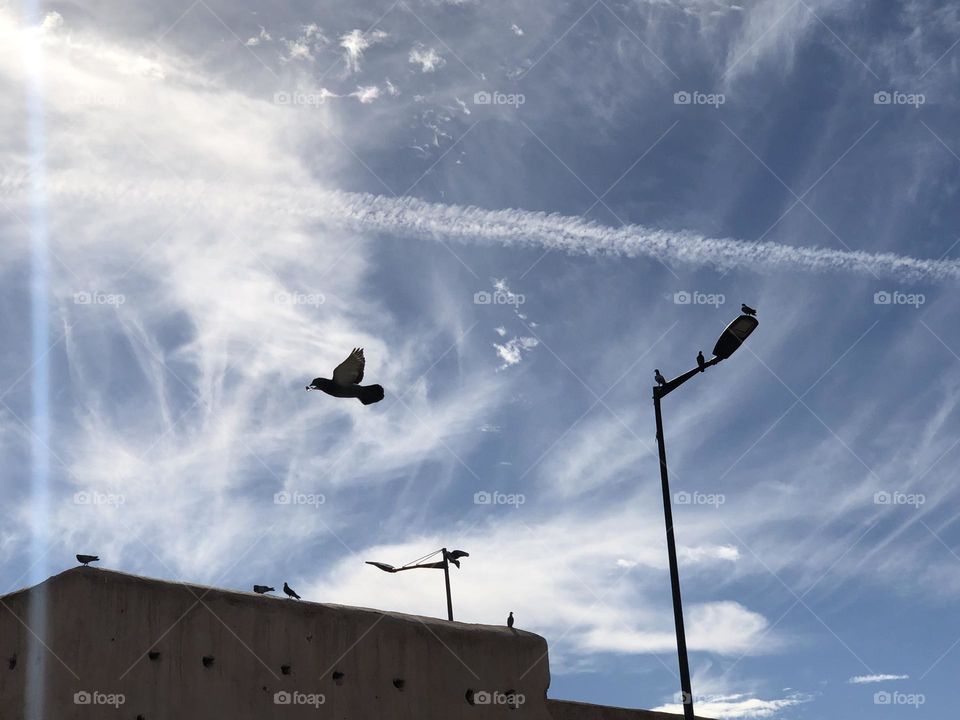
[332,348,365,385]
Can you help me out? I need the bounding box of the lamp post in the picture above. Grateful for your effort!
[366,548,469,621]
[654,313,758,720]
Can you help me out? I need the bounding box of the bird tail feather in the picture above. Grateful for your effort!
[358,384,385,405]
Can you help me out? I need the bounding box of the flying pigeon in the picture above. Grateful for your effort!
[307,348,385,405]
[654,369,667,387]
[76,554,99,566]
[741,303,757,316]
[283,582,301,600]
[253,585,275,594]
[507,611,514,629]
[697,351,705,371]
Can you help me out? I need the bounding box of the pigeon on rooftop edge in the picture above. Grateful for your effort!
[253,585,275,594]
[283,582,301,600]
[76,554,99,566]
[307,348,385,405]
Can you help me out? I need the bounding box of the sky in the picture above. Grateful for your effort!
[0,0,959,717]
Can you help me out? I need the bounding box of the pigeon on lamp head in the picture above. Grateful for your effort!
[696,351,705,371]
[253,585,275,594]
[654,369,667,387]
[741,303,757,317]
[76,554,99,566]
[507,611,514,629]
[445,549,469,569]
[307,348,385,405]
[283,582,301,600]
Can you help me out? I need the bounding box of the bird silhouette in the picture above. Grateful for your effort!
[76,554,99,566]
[697,351,705,371]
[283,582,301,600]
[507,611,514,629]
[253,585,275,594]
[654,369,667,387]
[741,303,757,316]
[446,550,469,569]
[307,348,385,405]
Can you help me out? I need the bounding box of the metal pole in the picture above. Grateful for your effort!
[654,392,695,720]
[442,548,454,621]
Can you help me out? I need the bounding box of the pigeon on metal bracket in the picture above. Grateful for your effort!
[741,303,757,316]
[307,348,385,405]
[76,554,99,566]
[654,369,667,387]
[697,351,706,371]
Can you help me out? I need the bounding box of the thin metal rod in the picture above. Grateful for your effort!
[654,393,695,720]
[442,548,454,621]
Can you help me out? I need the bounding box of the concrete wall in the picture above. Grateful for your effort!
[0,567,554,719]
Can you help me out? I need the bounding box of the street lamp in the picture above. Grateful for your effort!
[366,548,469,621]
[653,312,758,720]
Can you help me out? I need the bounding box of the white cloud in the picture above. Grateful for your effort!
[40,11,63,32]
[408,43,445,72]
[848,674,909,684]
[304,508,780,658]
[281,23,328,62]
[350,85,381,103]
[494,336,538,368]
[244,26,271,47]
[0,6,502,583]
[653,691,813,719]
[680,544,741,564]
[340,29,388,73]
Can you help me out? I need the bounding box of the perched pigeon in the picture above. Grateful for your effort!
[697,351,705,371]
[253,585,275,594]
[307,348,385,405]
[446,549,469,569]
[741,303,757,316]
[76,554,99,566]
[654,369,667,387]
[283,582,301,600]
[507,611,514,629]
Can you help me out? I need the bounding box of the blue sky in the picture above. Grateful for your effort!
[1,1,959,717]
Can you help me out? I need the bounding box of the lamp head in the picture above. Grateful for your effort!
[712,314,759,360]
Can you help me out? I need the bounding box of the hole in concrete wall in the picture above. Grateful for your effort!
[465,689,476,705]
[148,651,160,661]
[393,678,405,691]
[202,655,215,668]
[305,634,313,642]
[332,671,344,686]
[281,665,291,675]
[136,715,145,719]
[8,654,17,670]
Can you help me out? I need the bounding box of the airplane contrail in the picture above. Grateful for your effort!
[311,190,958,282]
[5,175,959,281]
